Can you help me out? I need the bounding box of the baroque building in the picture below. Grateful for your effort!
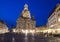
[47,3,60,29]
[0,20,8,34]
[16,4,36,32]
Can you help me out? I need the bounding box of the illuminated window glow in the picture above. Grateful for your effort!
[58,18,60,22]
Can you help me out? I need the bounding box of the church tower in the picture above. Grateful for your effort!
[16,4,36,32]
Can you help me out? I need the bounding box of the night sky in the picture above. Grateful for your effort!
[0,0,60,29]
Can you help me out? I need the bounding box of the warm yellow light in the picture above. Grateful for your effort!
[30,30,35,33]
[32,30,35,33]
[25,30,28,33]
[50,25,54,27]
[43,30,48,33]
[47,29,52,33]
[25,30,28,36]
[58,18,60,22]
[30,30,32,33]
[13,29,16,32]
[22,29,25,33]
[56,29,60,30]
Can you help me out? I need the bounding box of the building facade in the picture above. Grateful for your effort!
[0,20,8,34]
[47,3,60,29]
[16,4,36,32]
[35,26,48,33]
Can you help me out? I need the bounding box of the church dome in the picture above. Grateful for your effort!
[20,4,31,19]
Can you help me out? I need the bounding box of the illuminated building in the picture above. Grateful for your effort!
[9,25,16,33]
[0,20,8,34]
[12,28,16,33]
[47,3,60,29]
[35,26,48,33]
[16,4,36,33]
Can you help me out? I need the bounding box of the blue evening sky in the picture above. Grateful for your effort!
[0,0,60,29]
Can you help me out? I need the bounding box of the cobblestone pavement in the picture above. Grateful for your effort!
[0,32,60,42]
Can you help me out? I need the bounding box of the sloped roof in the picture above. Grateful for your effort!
[0,20,7,25]
[48,3,60,18]
[0,20,5,24]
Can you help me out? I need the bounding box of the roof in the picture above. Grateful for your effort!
[0,20,7,26]
[48,5,57,18]
[0,20,5,24]
[48,3,60,18]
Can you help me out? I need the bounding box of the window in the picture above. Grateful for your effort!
[58,18,60,22]
[28,23,29,28]
[57,8,60,12]
[58,14,60,16]
[0,24,3,28]
[32,24,33,28]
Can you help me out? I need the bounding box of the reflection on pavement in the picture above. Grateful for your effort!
[0,33,60,42]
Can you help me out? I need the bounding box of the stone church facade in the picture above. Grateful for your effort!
[16,4,36,32]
